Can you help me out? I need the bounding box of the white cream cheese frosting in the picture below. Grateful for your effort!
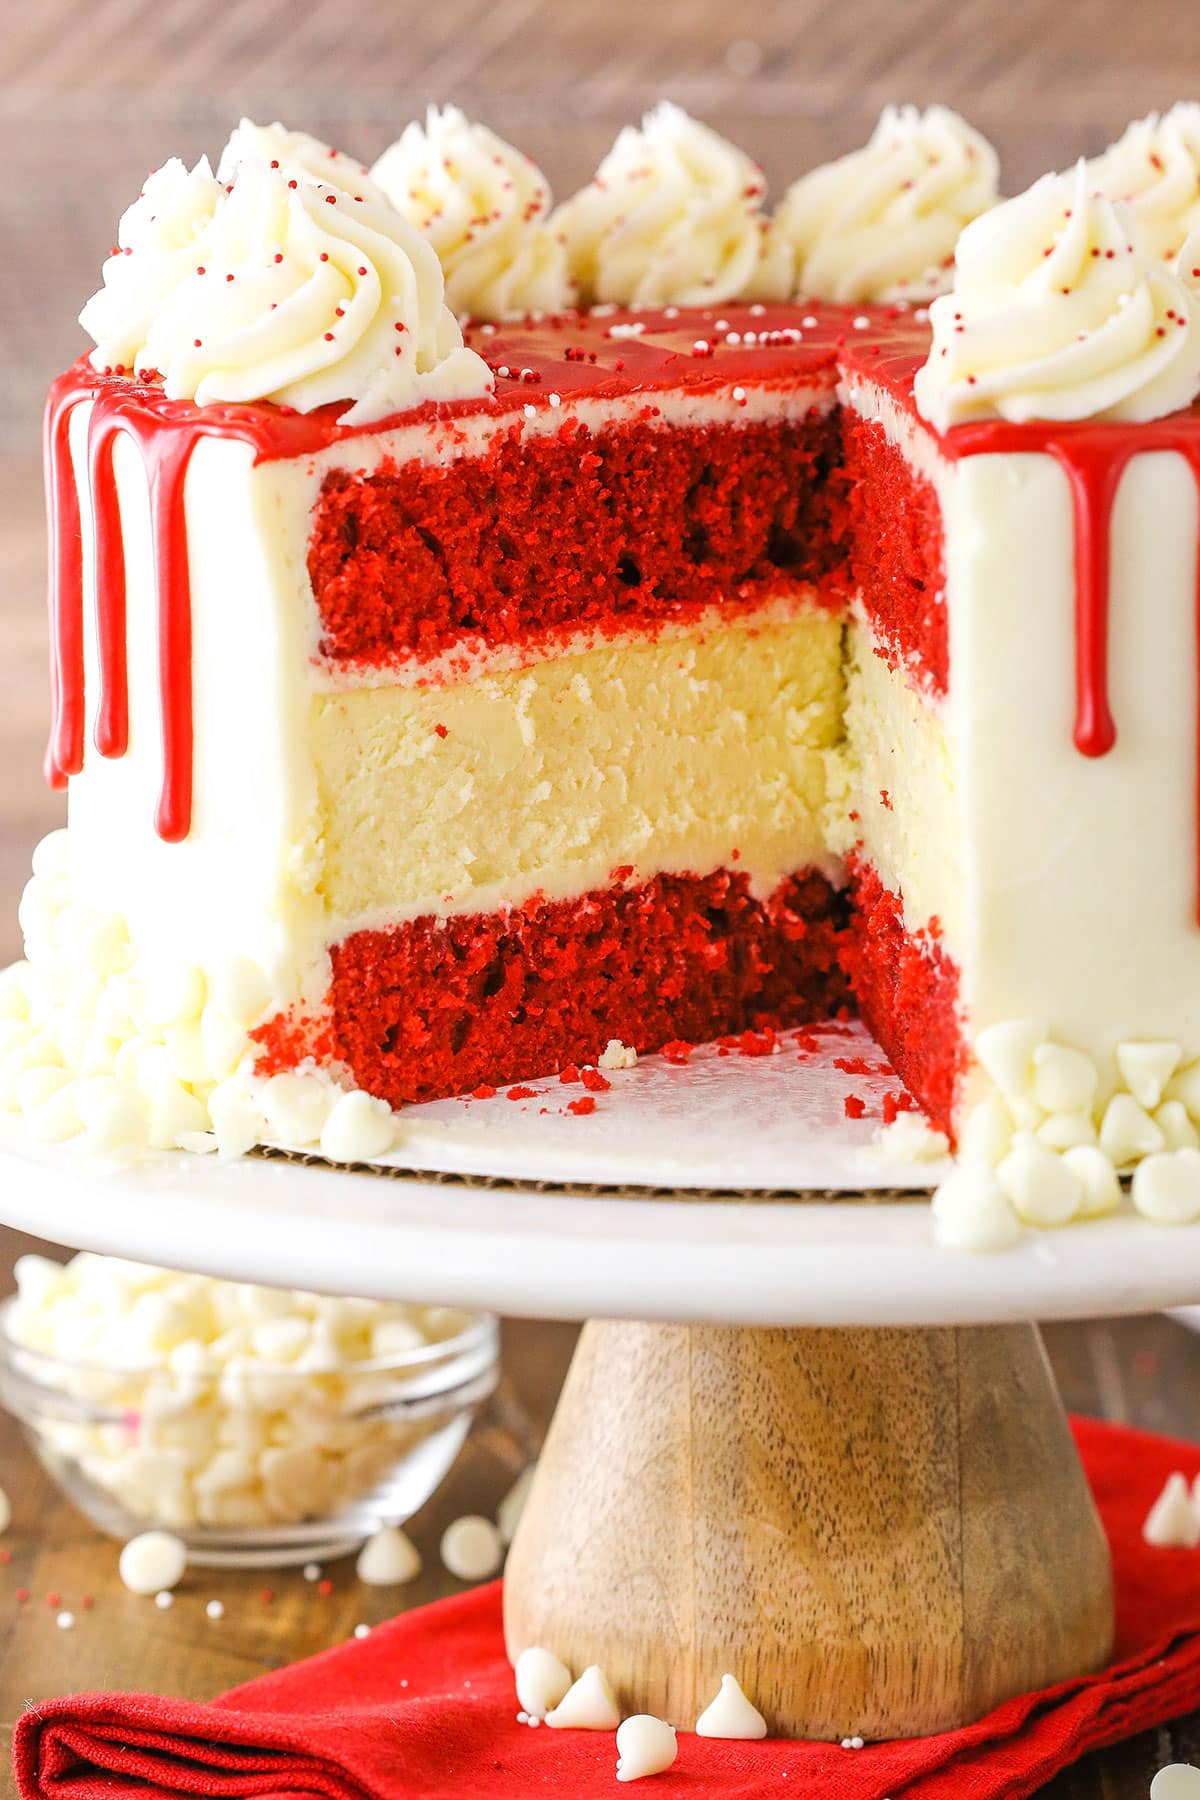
[550,102,776,306]
[1088,104,1200,263]
[370,106,571,320]
[914,160,1200,430]
[217,117,391,208]
[774,104,999,304]
[79,152,492,424]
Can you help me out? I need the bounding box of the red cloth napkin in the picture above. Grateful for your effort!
[14,1416,1200,1800]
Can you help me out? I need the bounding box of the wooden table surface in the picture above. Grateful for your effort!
[2,1,1200,1792]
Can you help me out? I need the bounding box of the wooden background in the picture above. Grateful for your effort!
[1,1,1199,1793]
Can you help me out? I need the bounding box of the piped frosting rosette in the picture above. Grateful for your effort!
[914,161,1200,431]
[80,150,491,425]
[1088,103,1200,263]
[775,104,999,304]
[371,106,571,321]
[551,102,780,306]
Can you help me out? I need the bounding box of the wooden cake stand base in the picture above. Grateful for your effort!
[503,1320,1114,1740]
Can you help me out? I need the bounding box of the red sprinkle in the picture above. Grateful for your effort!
[433,723,449,739]
[15,1587,30,1604]
[259,1588,274,1606]
[318,1578,334,1596]
[46,1592,61,1608]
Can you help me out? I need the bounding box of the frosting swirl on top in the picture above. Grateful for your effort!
[79,153,492,425]
[370,106,571,320]
[774,105,999,304]
[550,102,776,306]
[1088,104,1200,263]
[217,118,391,208]
[913,162,1200,432]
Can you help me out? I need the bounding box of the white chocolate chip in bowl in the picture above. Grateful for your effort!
[0,1255,498,1565]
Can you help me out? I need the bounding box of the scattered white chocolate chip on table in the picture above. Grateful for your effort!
[695,1672,768,1738]
[1143,1472,1200,1548]
[440,1514,503,1581]
[356,1525,422,1586]
[615,1715,678,1782]
[118,1530,187,1596]
[544,1664,621,1730]
[1152,1766,1200,1800]
[514,1645,573,1719]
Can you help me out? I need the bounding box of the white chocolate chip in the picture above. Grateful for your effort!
[119,1530,187,1595]
[356,1524,422,1586]
[259,1072,337,1147]
[320,1089,398,1162]
[209,1078,267,1160]
[1132,1148,1200,1224]
[213,958,272,1028]
[997,1139,1082,1227]
[957,1095,1012,1167]
[440,1514,503,1582]
[1150,1764,1200,1800]
[1142,1471,1200,1547]
[497,1464,536,1544]
[546,1664,621,1730]
[1030,1043,1096,1115]
[974,1019,1047,1098]
[1036,1110,1096,1151]
[1166,1058,1200,1119]
[515,1645,572,1718]
[1116,1040,1182,1111]
[56,1610,75,1631]
[695,1672,767,1738]
[931,1165,1023,1252]
[616,1715,678,1781]
[1155,1100,1200,1151]
[1061,1146,1121,1218]
[598,1038,638,1071]
[1099,1093,1165,1167]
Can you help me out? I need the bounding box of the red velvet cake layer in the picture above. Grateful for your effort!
[838,414,948,695]
[837,858,964,1134]
[255,869,851,1109]
[307,410,847,666]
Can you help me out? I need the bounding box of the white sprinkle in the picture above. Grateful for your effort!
[749,303,766,316]
[480,322,497,335]
[400,1679,408,1687]
[744,330,757,344]
[664,306,679,318]
[56,1610,75,1631]
[714,318,731,332]
[732,386,746,402]
[354,1622,371,1639]
[520,368,534,379]
[914,306,930,321]
[548,392,561,407]
[155,1590,174,1610]
[523,404,537,420]
[517,1710,529,1724]
[206,1600,224,1620]
[528,1715,541,1728]
[607,320,646,338]
[497,364,511,376]
[802,315,819,327]
[725,330,741,344]
[853,315,871,330]
[693,339,710,352]
[303,1562,322,1582]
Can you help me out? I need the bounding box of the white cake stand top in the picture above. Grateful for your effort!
[2,1122,1197,1327]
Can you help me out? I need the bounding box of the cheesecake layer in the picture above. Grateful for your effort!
[312,599,846,931]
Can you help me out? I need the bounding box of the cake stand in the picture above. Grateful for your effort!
[2,1037,1197,1741]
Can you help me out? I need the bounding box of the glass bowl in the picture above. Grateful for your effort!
[0,1296,499,1566]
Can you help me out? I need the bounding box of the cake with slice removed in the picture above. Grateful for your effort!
[8,105,1200,1232]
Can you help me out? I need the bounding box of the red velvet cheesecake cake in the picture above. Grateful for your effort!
[9,102,1200,1239]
